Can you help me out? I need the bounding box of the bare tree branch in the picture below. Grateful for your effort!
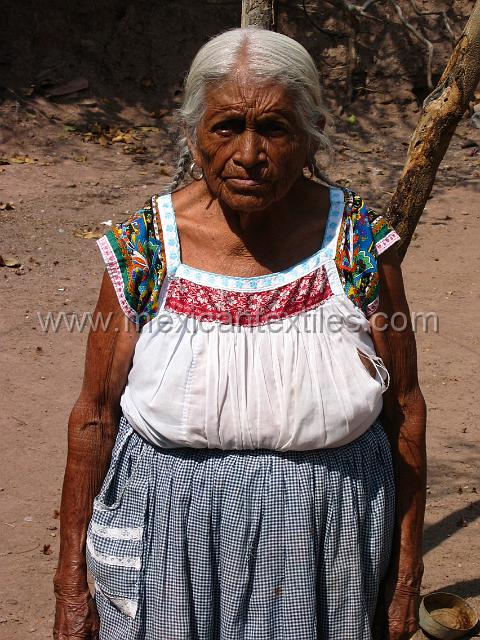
[407,0,456,42]
[325,0,381,21]
[387,0,480,261]
[301,0,349,39]
[299,0,458,103]
[389,0,434,89]
[362,0,380,10]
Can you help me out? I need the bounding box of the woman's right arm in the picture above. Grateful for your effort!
[53,272,139,640]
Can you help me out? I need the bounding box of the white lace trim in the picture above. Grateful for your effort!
[91,521,143,541]
[86,536,141,570]
[156,187,345,291]
[94,581,138,618]
[97,236,138,323]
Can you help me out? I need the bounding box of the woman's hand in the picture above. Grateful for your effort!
[53,589,99,639]
[385,586,420,640]
[373,572,422,639]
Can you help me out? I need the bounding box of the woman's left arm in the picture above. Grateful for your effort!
[370,247,427,640]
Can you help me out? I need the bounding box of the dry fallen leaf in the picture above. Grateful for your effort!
[0,202,15,210]
[124,145,147,155]
[73,229,102,240]
[73,155,88,162]
[8,156,36,164]
[137,126,160,133]
[0,256,21,268]
[112,132,137,144]
[97,134,110,146]
[80,124,143,148]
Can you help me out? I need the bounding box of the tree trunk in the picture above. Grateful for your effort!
[241,0,276,29]
[387,0,480,262]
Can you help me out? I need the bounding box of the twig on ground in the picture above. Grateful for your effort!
[408,0,456,42]
[3,87,52,122]
[0,544,39,557]
[301,0,348,39]
[389,0,434,89]
[362,0,380,10]
[325,0,382,21]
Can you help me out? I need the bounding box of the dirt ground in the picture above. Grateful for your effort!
[0,87,479,638]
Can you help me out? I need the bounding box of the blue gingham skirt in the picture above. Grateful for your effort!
[86,416,394,640]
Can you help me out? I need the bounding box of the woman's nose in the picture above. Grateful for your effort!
[233,130,266,169]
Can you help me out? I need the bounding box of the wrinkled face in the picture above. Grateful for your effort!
[191,76,311,212]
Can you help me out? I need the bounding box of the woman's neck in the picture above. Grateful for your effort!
[171,177,331,274]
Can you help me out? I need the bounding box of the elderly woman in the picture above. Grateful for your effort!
[53,28,426,640]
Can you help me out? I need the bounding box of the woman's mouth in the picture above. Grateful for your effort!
[226,177,268,188]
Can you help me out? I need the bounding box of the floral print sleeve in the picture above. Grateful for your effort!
[97,198,166,327]
[336,189,401,317]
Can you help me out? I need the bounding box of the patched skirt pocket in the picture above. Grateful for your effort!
[86,417,150,619]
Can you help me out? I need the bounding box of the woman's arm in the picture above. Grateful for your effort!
[53,272,139,639]
[370,248,427,640]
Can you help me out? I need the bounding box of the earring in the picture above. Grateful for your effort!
[189,161,204,181]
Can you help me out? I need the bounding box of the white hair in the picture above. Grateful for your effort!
[168,27,331,191]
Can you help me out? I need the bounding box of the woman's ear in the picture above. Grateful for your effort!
[186,135,200,165]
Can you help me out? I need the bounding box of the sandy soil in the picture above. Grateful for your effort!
[0,94,479,638]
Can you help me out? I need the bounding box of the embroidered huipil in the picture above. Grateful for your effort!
[97,187,401,451]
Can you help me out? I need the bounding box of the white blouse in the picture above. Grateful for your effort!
[112,187,398,451]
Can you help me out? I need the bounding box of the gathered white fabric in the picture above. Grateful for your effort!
[120,188,389,451]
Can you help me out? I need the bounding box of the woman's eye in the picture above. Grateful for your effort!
[258,121,288,136]
[211,119,288,137]
[213,119,244,135]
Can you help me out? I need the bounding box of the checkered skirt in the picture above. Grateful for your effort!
[87,416,394,640]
